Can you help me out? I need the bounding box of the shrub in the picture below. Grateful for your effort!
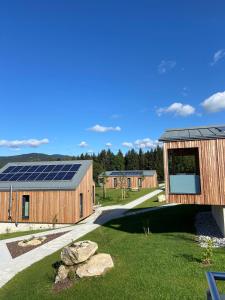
[202,238,214,265]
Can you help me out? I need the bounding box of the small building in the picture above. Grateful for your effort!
[159,125,225,235]
[99,170,158,189]
[0,160,95,231]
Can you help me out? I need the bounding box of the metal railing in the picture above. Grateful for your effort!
[206,272,225,300]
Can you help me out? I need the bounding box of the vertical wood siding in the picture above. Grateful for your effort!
[163,139,225,205]
[105,174,158,189]
[0,165,94,224]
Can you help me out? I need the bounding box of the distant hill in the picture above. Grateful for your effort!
[0,153,74,168]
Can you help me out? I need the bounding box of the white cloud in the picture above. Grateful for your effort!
[0,138,49,149]
[158,60,176,74]
[122,139,161,149]
[134,138,161,149]
[122,142,133,148]
[157,102,195,117]
[88,124,121,133]
[201,91,225,113]
[105,142,112,147]
[211,49,225,65]
[78,141,88,147]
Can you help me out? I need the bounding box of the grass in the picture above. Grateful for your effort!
[133,191,165,209]
[0,228,54,241]
[1,204,225,299]
[95,186,157,206]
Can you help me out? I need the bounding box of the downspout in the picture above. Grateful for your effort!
[15,191,18,226]
[8,185,12,221]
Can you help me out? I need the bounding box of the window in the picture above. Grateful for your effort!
[22,195,30,219]
[92,186,95,204]
[113,178,117,188]
[127,178,131,188]
[168,147,201,194]
[138,178,142,188]
[80,193,84,218]
[168,148,200,175]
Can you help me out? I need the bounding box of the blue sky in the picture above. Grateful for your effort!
[0,0,225,156]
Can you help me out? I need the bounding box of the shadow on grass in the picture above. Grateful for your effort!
[94,204,210,235]
[178,253,202,263]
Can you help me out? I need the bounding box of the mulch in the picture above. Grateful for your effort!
[6,231,70,259]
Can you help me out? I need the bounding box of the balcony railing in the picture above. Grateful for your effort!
[206,271,225,300]
[169,174,201,194]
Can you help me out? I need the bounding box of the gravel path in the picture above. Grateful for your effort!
[195,211,225,248]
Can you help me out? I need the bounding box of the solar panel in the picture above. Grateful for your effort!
[63,172,76,180]
[61,165,72,171]
[53,172,67,180]
[2,166,17,173]
[52,165,64,171]
[110,171,143,176]
[0,164,81,182]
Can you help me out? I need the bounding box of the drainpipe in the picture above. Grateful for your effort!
[8,185,12,221]
[15,191,18,227]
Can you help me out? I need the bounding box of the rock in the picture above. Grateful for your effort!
[18,236,47,247]
[158,194,166,202]
[76,253,114,278]
[61,240,98,266]
[55,265,69,283]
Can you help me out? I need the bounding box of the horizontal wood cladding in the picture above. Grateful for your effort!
[0,165,94,224]
[105,175,158,189]
[164,139,225,205]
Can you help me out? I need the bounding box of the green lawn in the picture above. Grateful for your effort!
[1,204,225,299]
[0,228,54,241]
[133,191,165,209]
[95,187,157,206]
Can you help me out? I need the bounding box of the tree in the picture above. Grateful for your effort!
[117,174,127,200]
[98,171,109,199]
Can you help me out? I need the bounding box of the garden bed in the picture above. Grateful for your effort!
[7,231,69,258]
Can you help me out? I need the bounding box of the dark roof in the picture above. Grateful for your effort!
[99,170,156,177]
[0,160,92,191]
[159,125,225,142]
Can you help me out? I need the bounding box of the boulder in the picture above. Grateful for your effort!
[61,240,98,266]
[55,265,69,284]
[76,253,114,278]
[18,236,46,247]
[158,194,166,202]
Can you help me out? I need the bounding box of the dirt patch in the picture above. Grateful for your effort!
[52,278,74,293]
[7,231,69,258]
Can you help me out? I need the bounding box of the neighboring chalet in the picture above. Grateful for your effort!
[99,170,158,190]
[0,160,95,230]
[159,125,225,235]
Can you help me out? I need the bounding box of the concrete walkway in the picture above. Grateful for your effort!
[0,188,172,288]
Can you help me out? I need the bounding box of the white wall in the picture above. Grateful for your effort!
[0,222,69,234]
[211,205,225,236]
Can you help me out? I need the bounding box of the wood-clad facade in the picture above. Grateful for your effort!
[105,174,158,189]
[0,162,95,224]
[99,170,158,190]
[163,136,225,205]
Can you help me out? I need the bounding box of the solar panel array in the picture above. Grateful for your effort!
[110,171,143,176]
[0,164,81,182]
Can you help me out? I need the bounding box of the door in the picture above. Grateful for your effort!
[79,193,84,219]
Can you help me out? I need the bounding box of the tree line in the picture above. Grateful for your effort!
[73,147,164,184]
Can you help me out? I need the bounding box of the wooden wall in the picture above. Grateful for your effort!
[0,165,95,224]
[105,174,158,189]
[163,139,225,205]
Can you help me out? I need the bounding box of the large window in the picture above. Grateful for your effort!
[113,178,117,188]
[138,178,142,188]
[22,195,30,219]
[168,148,200,175]
[127,178,131,188]
[80,193,84,218]
[168,148,201,194]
